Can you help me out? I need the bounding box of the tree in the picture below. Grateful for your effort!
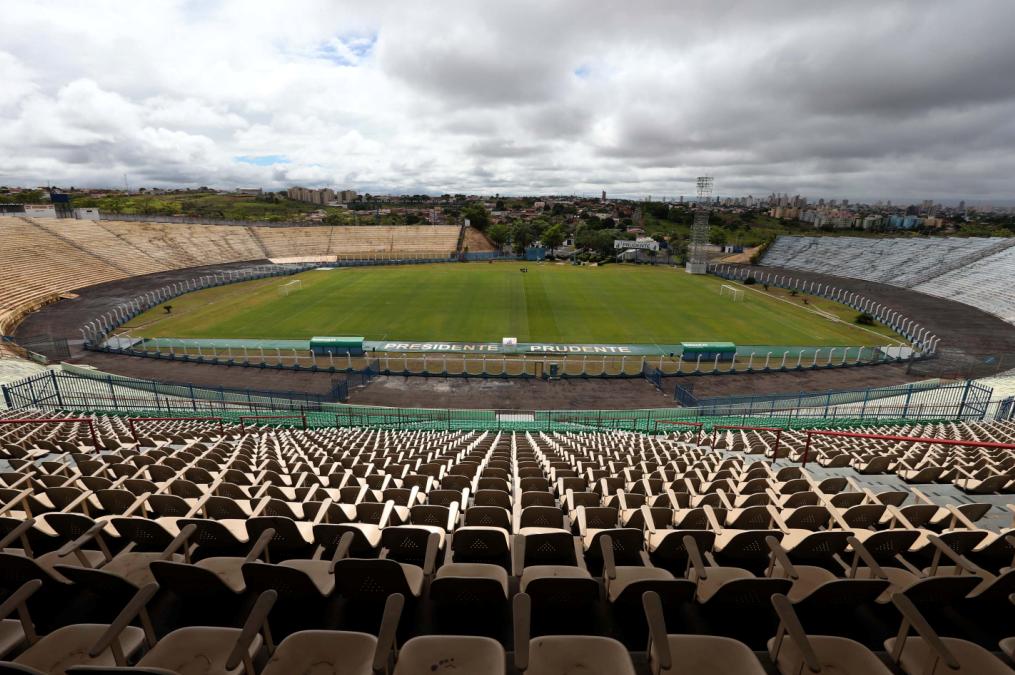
[709,229,727,246]
[541,223,565,254]
[323,210,345,225]
[487,222,511,250]
[405,213,421,225]
[461,203,491,231]
[575,228,621,257]
[511,220,536,255]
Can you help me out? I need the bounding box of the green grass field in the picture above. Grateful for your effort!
[123,263,901,346]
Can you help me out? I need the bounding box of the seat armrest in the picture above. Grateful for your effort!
[0,579,42,625]
[770,594,822,673]
[327,532,355,573]
[600,534,617,582]
[312,498,333,526]
[0,488,32,517]
[0,517,36,551]
[890,593,960,670]
[846,536,887,579]
[121,491,152,518]
[160,523,198,561]
[513,593,531,672]
[642,590,671,671]
[372,593,404,674]
[422,531,441,576]
[88,583,160,660]
[60,491,94,515]
[766,536,798,580]
[224,590,278,671]
[512,534,526,578]
[55,521,107,559]
[683,534,708,581]
[926,534,981,576]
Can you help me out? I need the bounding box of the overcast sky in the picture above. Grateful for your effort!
[2,1,1014,201]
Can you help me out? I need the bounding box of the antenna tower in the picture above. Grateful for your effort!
[686,176,713,274]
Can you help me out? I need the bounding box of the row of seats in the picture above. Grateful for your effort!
[709,421,1015,493]
[913,245,1015,324]
[0,412,1013,672]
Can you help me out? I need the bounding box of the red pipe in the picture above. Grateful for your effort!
[800,429,1015,467]
[0,418,101,451]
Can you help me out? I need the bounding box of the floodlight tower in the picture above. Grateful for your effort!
[685,176,713,274]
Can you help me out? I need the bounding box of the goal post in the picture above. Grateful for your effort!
[719,284,744,302]
[278,279,302,297]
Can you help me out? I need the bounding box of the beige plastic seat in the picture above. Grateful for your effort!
[0,619,25,659]
[514,592,635,675]
[1000,636,1015,663]
[642,590,765,675]
[0,580,157,674]
[769,594,893,674]
[262,593,402,675]
[519,564,592,592]
[132,625,265,675]
[394,635,505,675]
[885,593,1015,674]
[433,562,509,598]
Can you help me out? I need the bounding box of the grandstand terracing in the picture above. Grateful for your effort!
[0,217,461,346]
[761,235,1015,326]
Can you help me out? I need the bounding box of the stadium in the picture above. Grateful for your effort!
[0,210,1014,675]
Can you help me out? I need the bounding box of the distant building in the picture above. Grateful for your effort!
[73,208,100,220]
[235,187,262,195]
[601,190,606,202]
[887,214,921,229]
[287,186,336,205]
[862,215,883,230]
[286,186,357,205]
[24,205,57,219]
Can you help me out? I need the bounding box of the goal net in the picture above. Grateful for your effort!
[719,284,744,302]
[278,279,302,297]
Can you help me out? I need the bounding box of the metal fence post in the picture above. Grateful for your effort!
[50,371,64,407]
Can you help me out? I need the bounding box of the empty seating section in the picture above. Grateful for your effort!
[761,235,1015,327]
[762,235,1014,285]
[0,218,461,351]
[913,245,1015,324]
[0,218,125,337]
[1,412,1013,673]
[251,225,460,260]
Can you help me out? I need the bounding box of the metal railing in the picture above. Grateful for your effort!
[0,417,100,450]
[797,429,1015,467]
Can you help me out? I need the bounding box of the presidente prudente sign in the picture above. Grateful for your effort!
[365,340,683,355]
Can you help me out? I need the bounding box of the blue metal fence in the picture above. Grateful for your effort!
[2,370,340,413]
[995,396,1015,421]
[674,380,993,421]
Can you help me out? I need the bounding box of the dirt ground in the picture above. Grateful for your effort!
[13,260,1015,410]
[462,226,497,252]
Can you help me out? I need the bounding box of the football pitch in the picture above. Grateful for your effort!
[123,263,899,346]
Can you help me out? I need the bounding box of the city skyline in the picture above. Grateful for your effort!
[2,1,1015,200]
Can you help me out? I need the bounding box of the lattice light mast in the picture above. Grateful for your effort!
[685,176,714,274]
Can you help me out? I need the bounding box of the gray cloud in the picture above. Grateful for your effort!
[1,0,1014,201]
